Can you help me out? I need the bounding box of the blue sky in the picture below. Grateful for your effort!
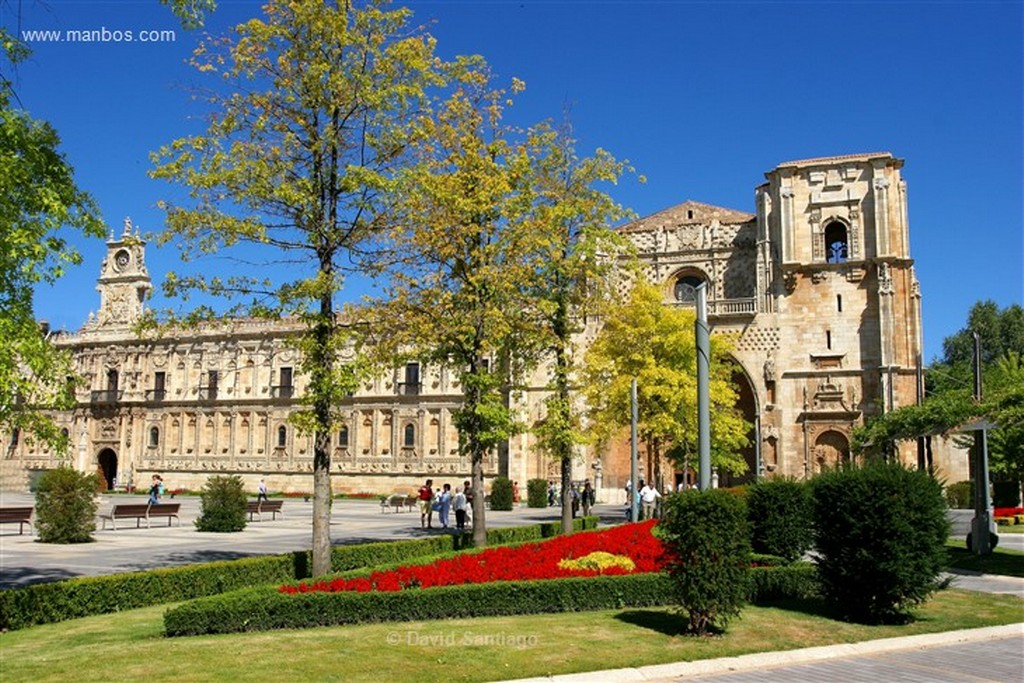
[6,0,1022,362]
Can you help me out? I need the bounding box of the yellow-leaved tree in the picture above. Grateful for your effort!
[582,280,750,487]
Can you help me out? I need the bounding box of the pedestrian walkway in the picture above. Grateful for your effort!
[0,492,623,588]
[500,625,1024,683]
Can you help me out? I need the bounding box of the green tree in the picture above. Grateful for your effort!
[372,69,537,546]
[855,301,1024,485]
[1,36,105,452]
[150,0,442,576]
[524,122,635,534]
[582,280,749,486]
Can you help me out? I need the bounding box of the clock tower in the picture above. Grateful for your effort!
[94,217,153,328]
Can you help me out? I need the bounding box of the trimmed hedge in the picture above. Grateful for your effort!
[165,560,818,637]
[490,476,514,511]
[747,562,818,602]
[0,516,598,631]
[165,573,675,636]
[527,478,548,508]
[746,478,813,562]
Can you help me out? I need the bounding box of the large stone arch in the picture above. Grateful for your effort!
[96,448,117,491]
[719,361,759,487]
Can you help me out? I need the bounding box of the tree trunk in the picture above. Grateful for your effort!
[471,452,486,546]
[311,254,335,577]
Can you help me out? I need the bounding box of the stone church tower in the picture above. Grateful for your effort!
[595,152,931,489]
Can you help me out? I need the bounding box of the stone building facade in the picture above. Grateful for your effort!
[1,153,968,497]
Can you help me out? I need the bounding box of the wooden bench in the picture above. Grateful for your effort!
[100,503,181,530]
[379,494,418,513]
[247,499,284,521]
[0,507,33,535]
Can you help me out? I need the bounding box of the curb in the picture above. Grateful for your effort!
[493,623,1024,683]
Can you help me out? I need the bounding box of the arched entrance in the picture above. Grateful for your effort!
[813,430,850,473]
[96,449,117,491]
[718,367,758,487]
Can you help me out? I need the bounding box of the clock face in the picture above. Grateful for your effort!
[114,250,130,271]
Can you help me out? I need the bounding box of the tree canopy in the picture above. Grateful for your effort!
[523,121,635,532]
[582,279,750,485]
[1,28,104,451]
[854,301,1024,482]
[150,0,445,575]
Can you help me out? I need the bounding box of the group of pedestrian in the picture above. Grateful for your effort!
[546,480,597,517]
[418,479,474,530]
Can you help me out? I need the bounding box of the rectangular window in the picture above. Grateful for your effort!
[274,367,294,398]
[151,371,166,401]
[837,295,843,313]
[826,330,832,350]
[401,362,420,395]
[207,370,219,399]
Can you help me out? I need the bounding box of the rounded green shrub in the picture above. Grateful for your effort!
[812,461,950,624]
[747,478,813,561]
[657,489,751,635]
[944,480,973,508]
[489,476,514,511]
[34,467,99,543]
[526,478,548,508]
[195,475,248,532]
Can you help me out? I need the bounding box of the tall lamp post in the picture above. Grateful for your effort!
[695,283,711,490]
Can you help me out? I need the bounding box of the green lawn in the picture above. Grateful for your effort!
[946,539,1024,577]
[1,589,1021,683]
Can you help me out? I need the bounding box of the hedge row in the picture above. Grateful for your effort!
[165,563,818,637]
[0,516,597,631]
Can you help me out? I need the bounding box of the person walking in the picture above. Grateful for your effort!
[147,475,162,505]
[639,481,661,521]
[581,481,595,517]
[418,479,434,529]
[257,478,269,503]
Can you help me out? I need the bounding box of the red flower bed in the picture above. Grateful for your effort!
[994,507,1024,518]
[281,520,664,595]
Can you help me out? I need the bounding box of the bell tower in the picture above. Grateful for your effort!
[94,217,153,328]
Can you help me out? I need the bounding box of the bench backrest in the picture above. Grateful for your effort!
[0,507,33,520]
[149,503,180,513]
[262,500,283,510]
[111,504,152,515]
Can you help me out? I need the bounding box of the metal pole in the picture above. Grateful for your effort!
[630,377,639,522]
[754,415,762,481]
[971,332,992,555]
[695,283,711,491]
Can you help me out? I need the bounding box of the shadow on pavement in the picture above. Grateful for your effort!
[0,565,78,589]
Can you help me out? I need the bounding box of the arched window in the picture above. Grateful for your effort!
[338,426,349,448]
[61,428,69,440]
[277,425,287,448]
[149,426,160,447]
[824,221,849,263]
[403,424,415,448]
[673,274,705,304]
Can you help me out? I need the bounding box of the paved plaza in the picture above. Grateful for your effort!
[0,491,626,589]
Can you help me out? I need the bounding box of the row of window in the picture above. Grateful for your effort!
[145,423,418,449]
[98,363,431,401]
